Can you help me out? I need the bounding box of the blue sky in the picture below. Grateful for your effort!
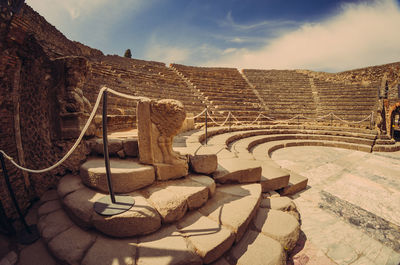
[26,0,400,72]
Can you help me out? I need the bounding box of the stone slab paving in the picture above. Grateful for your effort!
[272,146,400,265]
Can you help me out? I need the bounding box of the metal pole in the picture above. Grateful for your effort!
[0,153,39,244]
[205,107,208,145]
[102,91,115,203]
[94,89,134,216]
[330,113,333,126]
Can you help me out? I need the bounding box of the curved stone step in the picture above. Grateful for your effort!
[226,229,286,265]
[57,174,215,237]
[212,158,262,184]
[80,158,155,193]
[198,183,261,243]
[253,208,300,251]
[38,181,300,265]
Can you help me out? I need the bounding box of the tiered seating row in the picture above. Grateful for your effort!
[242,69,317,120]
[172,64,264,124]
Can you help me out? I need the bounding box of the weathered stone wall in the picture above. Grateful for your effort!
[12,4,103,59]
[0,4,91,219]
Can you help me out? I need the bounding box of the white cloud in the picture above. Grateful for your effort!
[208,0,400,72]
[222,48,237,55]
[221,11,298,31]
[25,0,149,42]
[147,44,191,64]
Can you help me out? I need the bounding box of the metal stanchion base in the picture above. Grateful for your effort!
[17,225,40,245]
[94,195,135,216]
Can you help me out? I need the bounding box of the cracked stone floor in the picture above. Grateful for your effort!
[273,146,400,265]
[1,145,400,265]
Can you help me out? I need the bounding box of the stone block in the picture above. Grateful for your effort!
[189,154,218,174]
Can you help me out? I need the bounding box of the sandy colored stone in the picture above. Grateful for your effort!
[48,226,96,265]
[218,183,261,199]
[164,177,210,210]
[123,139,139,157]
[57,174,85,199]
[228,229,285,265]
[137,100,153,164]
[212,158,261,184]
[260,164,290,192]
[260,196,297,211]
[92,193,161,237]
[154,162,188,180]
[277,172,308,196]
[253,209,300,251]
[141,185,188,223]
[189,154,218,174]
[82,236,137,265]
[93,138,123,155]
[137,225,202,265]
[62,186,103,228]
[198,190,260,243]
[39,190,58,205]
[189,174,216,197]
[38,209,74,242]
[80,158,155,193]
[37,200,62,218]
[178,211,235,264]
[17,239,56,265]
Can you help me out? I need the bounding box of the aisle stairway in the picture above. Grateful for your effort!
[36,130,303,265]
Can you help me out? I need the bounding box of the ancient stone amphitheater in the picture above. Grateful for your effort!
[1,2,400,265]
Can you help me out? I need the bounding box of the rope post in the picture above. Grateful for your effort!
[0,153,39,245]
[205,107,208,145]
[228,112,231,130]
[94,90,135,216]
[370,111,374,129]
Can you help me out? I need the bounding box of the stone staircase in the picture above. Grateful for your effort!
[36,130,303,265]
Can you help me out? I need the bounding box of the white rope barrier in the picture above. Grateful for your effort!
[0,87,148,173]
[0,84,375,174]
[332,113,372,124]
[190,108,207,119]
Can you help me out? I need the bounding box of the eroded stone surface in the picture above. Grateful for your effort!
[228,229,285,265]
[260,196,297,212]
[38,209,74,242]
[277,172,308,196]
[39,190,59,205]
[189,154,218,174]
[81,236,137,265]
[212,158,262,184]
[17,240,57,265]
[80,158,155,193]
[37,200,62,217]
[218,183,261,199]
[141,184,188,223]
[163,178,210,210]
[189,174,216,197]
[137,99,188,180]
[57,174,85,198]
[137,225,202,265]
[178,211,235,264]
[92,193,161,237]
[198,187,260,243]
[260,164,290,192]
[62,186,103,228]
[253,209,300,251]
[48,226,96,265]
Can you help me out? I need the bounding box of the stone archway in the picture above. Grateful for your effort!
[388,103,400,141]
